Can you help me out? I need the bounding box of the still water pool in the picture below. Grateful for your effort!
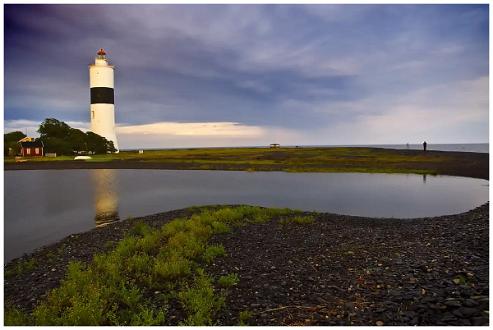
[5,169,488,262]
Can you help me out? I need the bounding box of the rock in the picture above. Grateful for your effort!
[452,309,463,318]
[440,312,458,323]
[375,320,384,326]
[458,319,471,326]
[463,299,479,307]
[472,316,489,326]
[456,307,478,317]
[444,300,462,308]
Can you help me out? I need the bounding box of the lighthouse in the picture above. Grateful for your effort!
[89,48,119,152]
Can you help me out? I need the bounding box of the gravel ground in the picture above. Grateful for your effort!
[208,204,489,326]
[4,204,489,326]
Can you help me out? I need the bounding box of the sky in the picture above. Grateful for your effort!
[4,4,489,148]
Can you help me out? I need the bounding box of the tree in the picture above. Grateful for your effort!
[85,131,116,154]
[38,118,116,155]
[68,128,88,153]
[38,118,71,139]
[4,131,26,156]
[41,137,72,155]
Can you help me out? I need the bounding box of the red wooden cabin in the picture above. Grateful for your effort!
[19,140,44,157]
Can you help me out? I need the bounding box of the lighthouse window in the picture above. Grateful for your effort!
[92,111,95,119]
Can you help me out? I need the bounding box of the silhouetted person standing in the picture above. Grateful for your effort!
[423,141,427,151]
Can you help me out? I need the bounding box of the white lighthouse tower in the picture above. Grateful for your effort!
[89,48,119,152]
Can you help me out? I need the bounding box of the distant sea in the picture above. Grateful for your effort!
[322,143,489,153]
[124,143,489,153]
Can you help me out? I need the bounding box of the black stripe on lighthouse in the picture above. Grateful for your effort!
[91,87,114,104]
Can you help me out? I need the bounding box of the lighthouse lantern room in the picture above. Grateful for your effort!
[89,48,119,152]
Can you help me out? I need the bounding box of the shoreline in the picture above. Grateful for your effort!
[5,203,489,325]
[4,147,489,180]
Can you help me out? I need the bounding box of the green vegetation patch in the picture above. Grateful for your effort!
[178,269,225,326]
[279,215,315,226]
[5,205,294,326]
[238,310,253,326]
[217,273,239,288]
[7,146,481,179]
[5,258,38,278]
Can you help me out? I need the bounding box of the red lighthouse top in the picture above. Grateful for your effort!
[97,48,106,56]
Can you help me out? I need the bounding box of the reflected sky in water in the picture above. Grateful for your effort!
[5,170,488,262]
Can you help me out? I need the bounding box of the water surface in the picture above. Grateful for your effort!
[5,169,488,262]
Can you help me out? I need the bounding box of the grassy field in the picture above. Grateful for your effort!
[5,147,488,178]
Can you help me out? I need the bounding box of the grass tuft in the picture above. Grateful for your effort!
[178,269,225,326]
[5,258,37,278]
[5,307,32,326]
[217,273,239,288]
[203,244,226,264]
[279,215,315,225]
[129,221,151,237]
[238,310,253,326]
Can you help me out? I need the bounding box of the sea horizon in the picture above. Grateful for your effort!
[121,143,489,154]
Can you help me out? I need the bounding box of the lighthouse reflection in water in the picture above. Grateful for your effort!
[91,169,120,227]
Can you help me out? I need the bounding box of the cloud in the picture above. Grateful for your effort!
[4,119,89,137]
[116,121,301,148]
[4,5,489,147]
[117,121,264,137]
[303,76,489,144]
[4,118,301,148]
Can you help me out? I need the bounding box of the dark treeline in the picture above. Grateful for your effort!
[4,131,27,156]
[4,118,116,156]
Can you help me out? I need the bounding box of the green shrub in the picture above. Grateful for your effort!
[217,273,239,288]
[5,307,32,326]
[129,305,166,326]
[126,253,153,275]
[238,310,252,326]
[129,221,151,237]
[5,258,37,278]
[211,221,231,234]
[135,231,162,254]
[279,215,315,225]
[161,218,187,237]
[153,254,191,281]
[113,236,139,258]
[178,269,225,326]
[202,244,226,263]
[168,232,206,259]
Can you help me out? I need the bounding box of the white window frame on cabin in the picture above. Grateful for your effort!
[35,148,39,154]
[26,148,31,155]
